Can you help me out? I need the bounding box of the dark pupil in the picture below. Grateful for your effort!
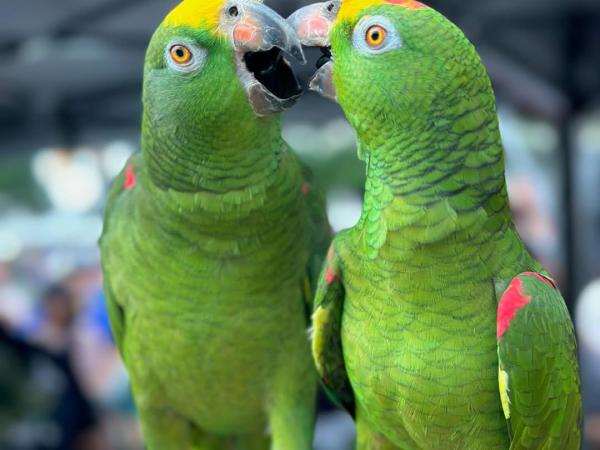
[371,31,380,41]
[228,6,239,16]
[176,48,185,58]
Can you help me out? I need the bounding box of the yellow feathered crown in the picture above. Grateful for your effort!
[163,0,244,29]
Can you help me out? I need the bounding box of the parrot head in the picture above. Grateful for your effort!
[143,0,305,130]
[141,0,307,189]
[289,0,494,152]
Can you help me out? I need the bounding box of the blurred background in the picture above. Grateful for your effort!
[0,0,599,448]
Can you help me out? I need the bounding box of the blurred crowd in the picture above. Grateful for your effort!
[0,261,140,450]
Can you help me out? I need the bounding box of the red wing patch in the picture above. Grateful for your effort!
[497,277,531,339]
[124,163,137,190]
[497,273,557,339]
[384,0,428,10]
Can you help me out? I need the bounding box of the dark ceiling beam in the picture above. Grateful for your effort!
[55,0,152,39]
[0,0,143,52]
[468,0,600,25]
[58,32,149,51]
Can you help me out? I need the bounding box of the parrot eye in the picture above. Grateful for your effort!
[170,45,192,65]
[165,41,207,73]
[365,25,386,48]
[353,16,402,55]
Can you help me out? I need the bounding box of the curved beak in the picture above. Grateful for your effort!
[287,2,338,47]
[224,0,306,63]
[288,2,339,102]
[222,0,306,116]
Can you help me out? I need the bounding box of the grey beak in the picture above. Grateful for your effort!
[287,2,339,47]
[309,60,337,101]
[223,0,306,63]
[288,2,339,102]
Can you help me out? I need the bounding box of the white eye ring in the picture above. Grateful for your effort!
[352,16,402,55]
[165,41,207,73]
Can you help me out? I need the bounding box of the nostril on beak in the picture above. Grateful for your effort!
[228,5,239,17]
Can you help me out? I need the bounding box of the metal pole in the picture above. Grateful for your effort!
[560,10,583,315]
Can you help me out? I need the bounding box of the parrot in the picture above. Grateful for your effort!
[288,0,583,449]
[99,0,331,449]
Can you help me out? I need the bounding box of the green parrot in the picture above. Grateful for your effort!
[99,1,330,449]
[289,0,582,448]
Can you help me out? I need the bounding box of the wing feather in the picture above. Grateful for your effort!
[496,272,582,449]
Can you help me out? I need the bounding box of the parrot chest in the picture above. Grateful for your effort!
[104,185,313,434]
[338,241,510,449]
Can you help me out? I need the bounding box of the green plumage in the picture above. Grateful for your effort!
[309,3,582,449]
[100,5,329,449]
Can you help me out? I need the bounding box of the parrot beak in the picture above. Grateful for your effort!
[223,0,306,116]
[288,2,339,102]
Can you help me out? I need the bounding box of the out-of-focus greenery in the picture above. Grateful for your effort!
[0,156,45,210]
[301,147,366,195]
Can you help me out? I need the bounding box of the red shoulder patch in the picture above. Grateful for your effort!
[124,163,137,190]
[497,277,531,339]
[325,245,340,284]
[302,182,310,195]
[325,268,339,285]
[384,0,428,10]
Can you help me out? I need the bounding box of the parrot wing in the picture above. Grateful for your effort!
[495,272,582,449]
[99,154,143,359]
[312,241,355,416]
[103,278,126,357]
[300,161,332,292]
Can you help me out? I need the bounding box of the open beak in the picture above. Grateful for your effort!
[288,2,339,102]
[222,0,306,116]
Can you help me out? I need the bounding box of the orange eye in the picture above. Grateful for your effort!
[365,25,386,48]
[169,45,193,65]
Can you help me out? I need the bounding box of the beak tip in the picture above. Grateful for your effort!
[308,61,337,102]
[290,45,306,64]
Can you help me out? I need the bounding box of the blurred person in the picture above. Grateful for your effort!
[35,266,144,449]
[9,280,110,448]
[64,266,124,401]
[29,284,77,354]
[73,284,143,450]
[0,323,104,450]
